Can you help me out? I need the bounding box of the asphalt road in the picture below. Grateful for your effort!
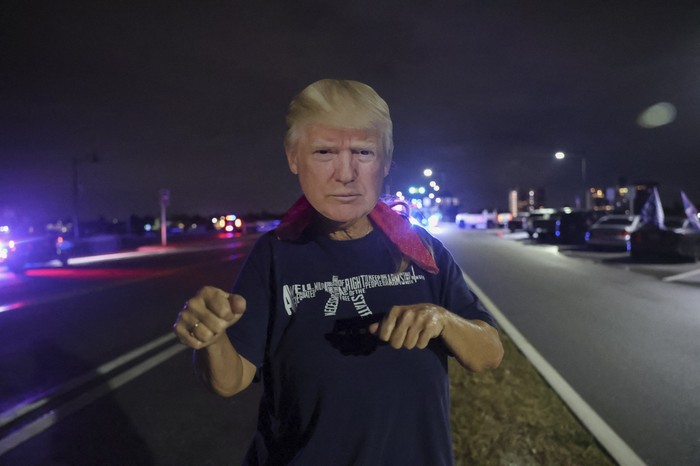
[436,225,700,466]
[1,227,698,465]
[0,234,262,465]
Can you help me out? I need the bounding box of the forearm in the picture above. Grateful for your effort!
[441,313,504,372]
[194,334,255,397]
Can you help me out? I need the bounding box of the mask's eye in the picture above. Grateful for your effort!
[354,149,376,162]
[313,149,334,161]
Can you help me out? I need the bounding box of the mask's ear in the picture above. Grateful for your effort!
[383,156,392,177]
[286,147,299,175]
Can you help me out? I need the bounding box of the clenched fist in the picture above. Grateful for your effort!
[173,286,246,349]
[368,303,447,350]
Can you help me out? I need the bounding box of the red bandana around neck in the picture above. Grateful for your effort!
[275,196,439,274]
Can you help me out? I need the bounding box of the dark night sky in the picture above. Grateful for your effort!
[2,1,700,223]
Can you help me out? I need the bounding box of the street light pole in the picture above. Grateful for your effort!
[71,153,99,239]
[554,151,588,209]
[72,158,80,238]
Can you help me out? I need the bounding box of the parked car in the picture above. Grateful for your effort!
[525,209,560,239]
[0,230,73,272]
[630,217,700,261]
[456,210,497,229]
[496,212,513,228]
[555,211,604,244]
[585,215,639,250]
[212,214,244,234]
[507,213,529,232]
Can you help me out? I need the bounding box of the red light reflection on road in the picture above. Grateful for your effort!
[0,301,26,314]
[23,267,171,280]
[217,232,237,239]
[0,270,24,284]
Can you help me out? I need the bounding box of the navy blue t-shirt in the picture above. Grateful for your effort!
[228,226,496,466]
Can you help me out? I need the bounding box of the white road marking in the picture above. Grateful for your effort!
[462,271,647,466]
[0,333,177,428]
[0,337,186,456]
[0,242,248,455]
[661,267,700,282]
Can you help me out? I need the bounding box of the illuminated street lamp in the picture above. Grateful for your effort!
[423,168,433,177]
[554,151,588,209]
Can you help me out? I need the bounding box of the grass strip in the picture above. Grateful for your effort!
[450,332,617,466]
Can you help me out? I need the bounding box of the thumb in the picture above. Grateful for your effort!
[228,293,247,317]
[368,322,379,334]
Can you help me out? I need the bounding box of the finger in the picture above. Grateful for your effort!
[181,330,205,349]
[178,307,219,340]
[175,303,216,340]
[376,308,400,342]
[403,325,421,350]
[228,293,247,318]
[389,306,419,349]
[388,322,409,349]
[173,318,203,348]
[368,322,379,334]
[189,319,218,343]
[415,329,433,349]
[200,286,233,319]
[415,311,444,349]
[173,310,197,333]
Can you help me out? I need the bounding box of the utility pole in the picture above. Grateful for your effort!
[554,151,588,209]
[71,153,99,238]
[159,189,170,246]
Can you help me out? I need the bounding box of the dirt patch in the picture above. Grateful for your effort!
[450,332,616,466]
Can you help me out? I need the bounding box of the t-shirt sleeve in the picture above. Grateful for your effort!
[226,234,274,368]
[422,229,498,329]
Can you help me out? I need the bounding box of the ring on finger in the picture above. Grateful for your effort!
[189,320,200,335]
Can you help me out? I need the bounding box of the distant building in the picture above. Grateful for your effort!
[509,188,545,214]
[508,180,659,215]
[590,187,613,211]
[591,179,658,215]
[508,190,518,216]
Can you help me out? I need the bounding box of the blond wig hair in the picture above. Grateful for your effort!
[284,79,394,164]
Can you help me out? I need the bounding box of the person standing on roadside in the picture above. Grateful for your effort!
[173,79,503,466]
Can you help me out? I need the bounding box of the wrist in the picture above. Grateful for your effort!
[437,306,451,338]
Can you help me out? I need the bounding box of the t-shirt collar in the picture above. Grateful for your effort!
[275,196,439,274]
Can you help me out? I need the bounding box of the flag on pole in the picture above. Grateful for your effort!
[640,187,665,228]
[681,191,700,231]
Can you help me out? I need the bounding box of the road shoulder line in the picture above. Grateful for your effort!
[462,271,647,466]
[0,340,186,456]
